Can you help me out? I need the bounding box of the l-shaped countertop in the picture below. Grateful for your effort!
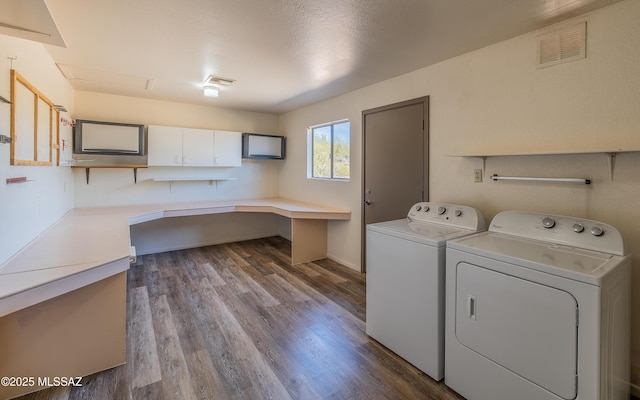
[0,197,351,317]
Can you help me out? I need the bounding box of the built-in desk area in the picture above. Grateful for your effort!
[0,197,350,399]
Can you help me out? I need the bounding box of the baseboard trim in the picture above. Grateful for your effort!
[326,253,359,271]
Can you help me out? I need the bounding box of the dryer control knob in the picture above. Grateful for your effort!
[590,226,604,237]
[423,206,430,212]
[542,217,556,229]
[437,206,446,215]
[573,223,584,233]
[454,209,462,217]
[415,205,422,212]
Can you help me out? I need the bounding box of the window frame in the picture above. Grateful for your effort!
[307,119,350,181]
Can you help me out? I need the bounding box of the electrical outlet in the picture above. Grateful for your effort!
[474,169,483,183]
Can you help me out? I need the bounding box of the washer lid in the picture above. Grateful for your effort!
[367,219,478,246]
[448,232,628,285]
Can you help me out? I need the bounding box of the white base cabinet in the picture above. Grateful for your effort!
[148,125,242,167]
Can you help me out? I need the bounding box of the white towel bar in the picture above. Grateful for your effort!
[491,174,591,184]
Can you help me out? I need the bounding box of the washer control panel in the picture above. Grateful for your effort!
[539,216,605,237]
[407,202,485,231]
[490,211,625,256]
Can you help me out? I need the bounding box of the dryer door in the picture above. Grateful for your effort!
[455,262,578,399]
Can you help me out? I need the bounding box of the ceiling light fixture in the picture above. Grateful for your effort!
[203,85,219,97]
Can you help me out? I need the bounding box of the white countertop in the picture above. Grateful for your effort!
[0,198,350,316]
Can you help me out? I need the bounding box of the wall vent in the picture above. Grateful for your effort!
[537,22,586,68]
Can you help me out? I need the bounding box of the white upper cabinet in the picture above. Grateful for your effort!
[182,128,214,166]
[148,125,183,166]
[148,126,241,167]
[214,130,242,167]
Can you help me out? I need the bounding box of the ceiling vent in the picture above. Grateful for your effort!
[204,75,235,86]
[537,22,586,68]
[57,64,155,90]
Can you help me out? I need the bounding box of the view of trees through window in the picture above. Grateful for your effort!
[311,120,350,180]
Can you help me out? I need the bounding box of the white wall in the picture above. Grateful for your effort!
[72,91,280,207]
[277,99,361,268]
[0,35,75,266]
[278,0,640,389]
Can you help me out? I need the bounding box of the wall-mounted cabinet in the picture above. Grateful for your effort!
[242,132,285,160]
[214,130,242,166]
[148,125,241,167]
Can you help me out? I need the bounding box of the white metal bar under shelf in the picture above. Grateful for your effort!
[152,177,236,192]
[152,178,236,182]
[491,174,591,185]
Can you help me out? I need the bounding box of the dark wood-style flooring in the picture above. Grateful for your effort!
[17,237,463,400]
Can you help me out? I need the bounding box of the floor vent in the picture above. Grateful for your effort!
[537,22,586,68]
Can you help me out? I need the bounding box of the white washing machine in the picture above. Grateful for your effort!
[366,202,485,380]
[445,211,631,400]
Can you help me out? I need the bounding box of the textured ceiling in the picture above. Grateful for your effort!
[27,0,624,114]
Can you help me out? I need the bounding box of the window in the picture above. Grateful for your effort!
[309,120,350,180]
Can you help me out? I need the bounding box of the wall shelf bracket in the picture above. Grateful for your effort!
[78,166,144,184]
[606,152,617,181]
[479,156,487,176]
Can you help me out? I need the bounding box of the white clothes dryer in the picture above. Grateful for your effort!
[445,211,631,400]
[366,202,485,380]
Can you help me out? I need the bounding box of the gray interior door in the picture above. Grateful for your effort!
[362,97,428,272]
